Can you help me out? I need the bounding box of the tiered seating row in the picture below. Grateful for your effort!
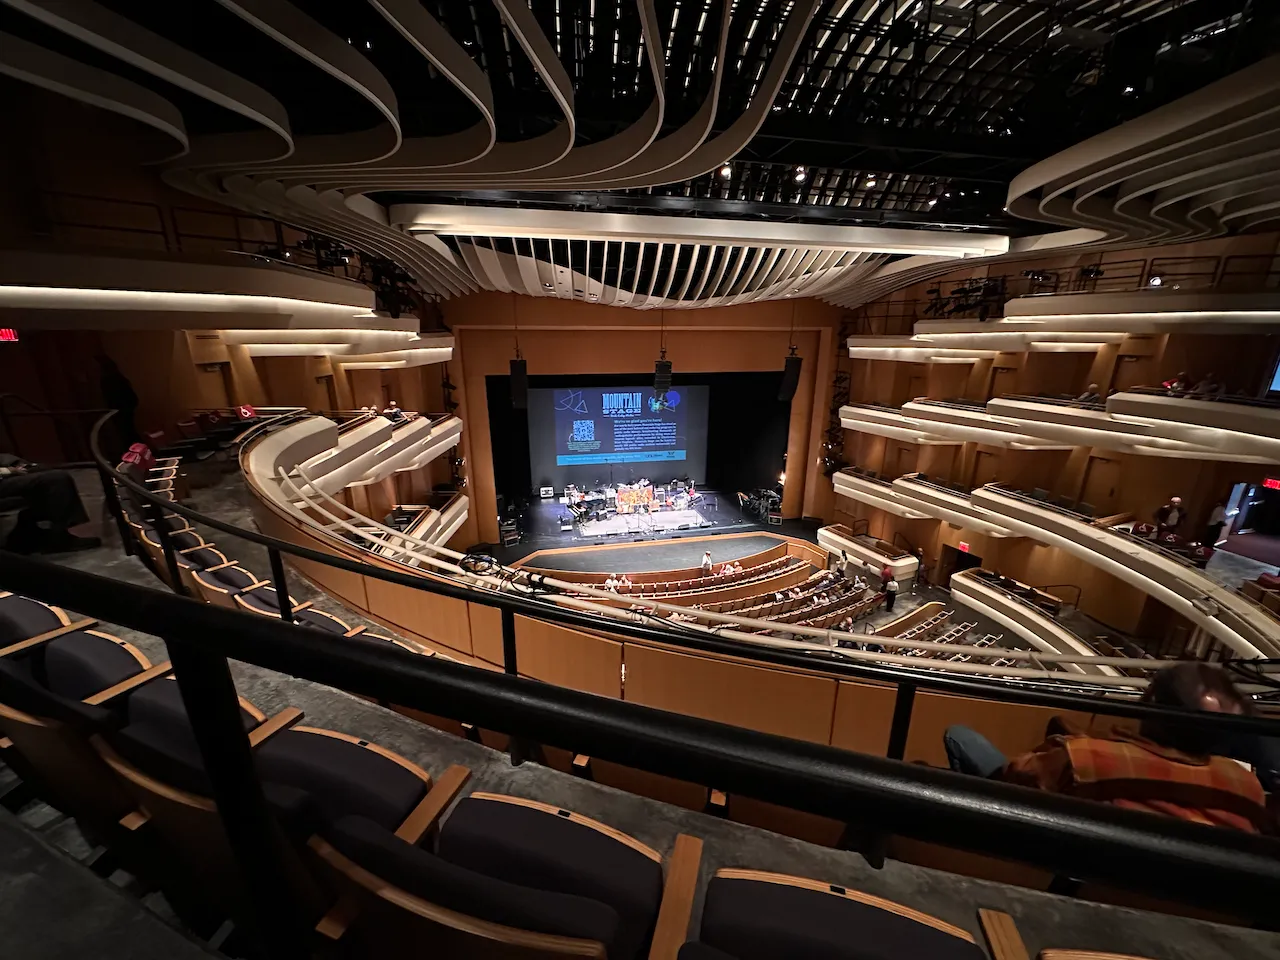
[0,586,1165,960]
[614,554,796,596]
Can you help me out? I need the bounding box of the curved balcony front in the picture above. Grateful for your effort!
[970,484,1280,660]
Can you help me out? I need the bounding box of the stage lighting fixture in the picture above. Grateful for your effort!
[778,350,802,401]
[719,163,732,178]
[865,178,877,188]
[1148,275,1163,287]
[794,165,807,182]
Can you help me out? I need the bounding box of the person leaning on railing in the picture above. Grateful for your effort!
[942,663,1274,834]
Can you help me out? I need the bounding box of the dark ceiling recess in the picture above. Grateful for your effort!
[3,0,1274,235]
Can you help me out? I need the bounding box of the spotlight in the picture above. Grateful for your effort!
[1148,275,1163,287]
[927,199,937,206]
[794,165,807,182]
[1123,85,1135,95]
[865,178,877,188]
[719,163,732,178]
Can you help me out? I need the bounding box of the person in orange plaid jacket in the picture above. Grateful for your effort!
[944,663,1274,833]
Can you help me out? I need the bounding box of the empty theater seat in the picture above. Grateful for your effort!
[676,869,986,960]
[192,565,265,607]
[234,584,350,631]
[310,790,702,960]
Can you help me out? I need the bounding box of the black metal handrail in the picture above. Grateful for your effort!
[962,570,1100,657]
[2,552,1280,926]
[1121,386,1280,409]
[997,393,1107,412]
[95,411,1280,715]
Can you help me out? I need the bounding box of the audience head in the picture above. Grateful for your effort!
[1087,382,1099,392]
[1170,496,1182,505]
[1139,662,1249,755]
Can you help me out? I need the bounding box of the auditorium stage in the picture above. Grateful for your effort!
[487,488,818,566]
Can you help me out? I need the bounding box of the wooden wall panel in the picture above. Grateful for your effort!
[515,617,622,698]
[623,644,838,743]
[829,680,898,757]
[468,602,504,666]
[364,575,474,655]
[903,691,1092,768]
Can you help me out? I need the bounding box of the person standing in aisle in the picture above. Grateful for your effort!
[700,551,713,577]
[1205,499,1228,546]
[884,576,899,612]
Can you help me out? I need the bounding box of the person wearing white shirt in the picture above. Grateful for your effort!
[1205,500,1228,545]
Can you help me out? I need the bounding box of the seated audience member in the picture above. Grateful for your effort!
[942,663,1270,832]
[603,575,619,592]
[0,454,99,553]
[774,592,784,603]
[1191,373,1223,397]
[382,400,405,422]
[853,574,868,591]
[718,563,732,576]
[618,573,632,588]
[1075,383,1101,404]
[700,551,713,576]
[788,587,803,600]
[732,561,743,574]
[1163,371,1190,395]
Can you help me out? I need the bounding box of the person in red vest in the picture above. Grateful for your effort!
[943,663,1270,833]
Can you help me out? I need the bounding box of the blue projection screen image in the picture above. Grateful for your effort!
[528,384,709,489]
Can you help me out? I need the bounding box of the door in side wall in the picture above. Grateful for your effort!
[1078,455,1121,516]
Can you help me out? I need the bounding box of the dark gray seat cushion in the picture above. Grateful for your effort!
[328,815,619,949]
[698,877,986,960]
[0,656,116,731]
[207,566,258,591]
[679,944,739,960]
[125,678,257,734]
[41,631,143,700]
[293,609,346,633]
[0,596,64,645]
[256,731,427,830]
[178,547,224,569]
[169,531,203,551]
[438,797,664,960]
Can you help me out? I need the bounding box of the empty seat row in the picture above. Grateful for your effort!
[614,556,793,596]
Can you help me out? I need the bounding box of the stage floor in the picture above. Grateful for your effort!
[485,489,818,566]
[518,533,790,574]
[578,507,707,539]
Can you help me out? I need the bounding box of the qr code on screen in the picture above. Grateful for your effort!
[572,420,595,442]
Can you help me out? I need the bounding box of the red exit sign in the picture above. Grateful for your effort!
[1264,478,1280,491]
[0,328,17,342]
[958,541,970,553]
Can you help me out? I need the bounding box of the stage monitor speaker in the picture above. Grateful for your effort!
[654,359,672,395]
[778,355,803,401]
[510,358,528,409]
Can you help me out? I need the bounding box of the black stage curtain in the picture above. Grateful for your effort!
[485,371,790,503]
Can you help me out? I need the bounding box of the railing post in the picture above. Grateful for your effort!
[166,640,308,958]
[501,607,518,676]
[500,607,536,766]
[267,547,294,623]
[886,681,916,761]
[147,502,186,596]
[96,464,134,557]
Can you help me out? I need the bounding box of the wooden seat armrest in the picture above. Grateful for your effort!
[979,909,1030,960]
[342,625,366,638]
[203,560,238,573]
[394,765,472,844]
[240,581,274,595]
[247,707,304,749]
[0,619,97,658]
[290,601,314,614]
[315,894,362,942]
[647,834,703,960]
[0,737,12,751]
[178,544,208,554]
[84,662,174,706]
[120,810,150,832]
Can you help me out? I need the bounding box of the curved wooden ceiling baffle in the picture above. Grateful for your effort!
[1006,54,1280,244]
[0,29,189,156]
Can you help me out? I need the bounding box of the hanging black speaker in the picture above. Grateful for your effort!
[778,355,802,401]
[654,359,673,395]
[510,358,528,409]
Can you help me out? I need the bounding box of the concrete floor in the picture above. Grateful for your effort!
[4,466,1279,958]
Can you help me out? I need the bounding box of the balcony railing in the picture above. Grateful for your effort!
[853,253,1280,330]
